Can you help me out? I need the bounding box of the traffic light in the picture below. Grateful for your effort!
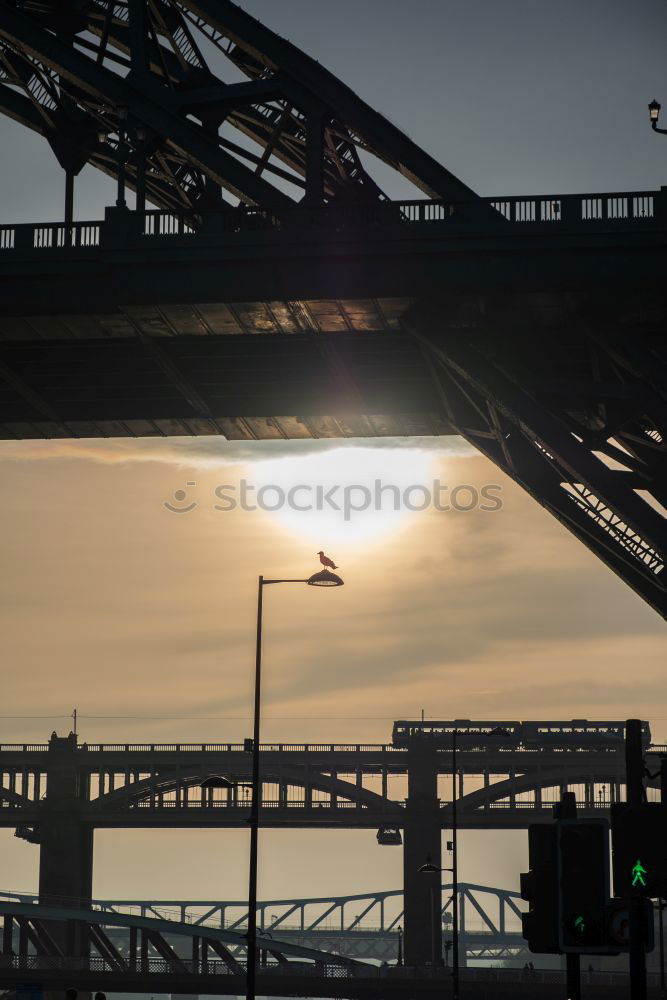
[520,824,559,953]
[612,802,667,898]
[558,818,610,952]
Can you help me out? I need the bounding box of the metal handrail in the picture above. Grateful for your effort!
[0,187,662,254]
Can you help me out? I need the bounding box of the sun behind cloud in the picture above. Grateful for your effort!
[250,446,434,545]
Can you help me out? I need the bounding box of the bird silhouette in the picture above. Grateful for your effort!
[317,551,339,570]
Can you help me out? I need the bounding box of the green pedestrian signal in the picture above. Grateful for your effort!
[632,859,647,888]
[574,915,585,935]
[612,802,667,898]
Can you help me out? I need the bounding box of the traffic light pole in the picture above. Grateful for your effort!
[626,719,648,1000]
[661,758,667,1000]
[556,791,581,1000]
[659,900,665,1000]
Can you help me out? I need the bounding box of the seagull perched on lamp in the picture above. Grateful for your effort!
[317,551,339,570]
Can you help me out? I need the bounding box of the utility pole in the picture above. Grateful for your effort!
[626,718,648,1000]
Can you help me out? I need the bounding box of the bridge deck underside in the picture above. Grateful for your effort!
[0,315,450,441]
[0,215,663,442]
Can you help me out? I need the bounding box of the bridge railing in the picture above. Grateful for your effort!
[1,222,101,251]
[0,953,660,987]
[73,742,399,752]
[132,798,401,809]
[488,190,656,224]
[0,188,662,255]
[138,190,660,234]
[0,739,646,753]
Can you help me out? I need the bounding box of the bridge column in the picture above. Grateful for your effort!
[38,733,93,956]
[402,749,441,967]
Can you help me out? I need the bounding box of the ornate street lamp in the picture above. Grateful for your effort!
[245,564,343,1000]
[649,99,667,135]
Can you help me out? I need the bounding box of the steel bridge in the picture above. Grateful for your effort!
[0,0,664,616]
[1,720,662,965]
[0,895,659,998]
[0,881,527,964]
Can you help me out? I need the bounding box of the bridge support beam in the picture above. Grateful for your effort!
[402,750,441,967]
[38,815,93,910]
[38,734,93,957]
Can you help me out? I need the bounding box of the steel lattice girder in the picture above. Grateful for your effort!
[0,0,481,215]
[407,302,667,619]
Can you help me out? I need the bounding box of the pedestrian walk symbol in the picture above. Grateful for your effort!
[632,859,647,887]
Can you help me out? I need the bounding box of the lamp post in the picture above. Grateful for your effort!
[397,924,403,966]
[451,728,459,1000]
[649,100,667,135]
[418,858,453,970]
[247,567,343,1000]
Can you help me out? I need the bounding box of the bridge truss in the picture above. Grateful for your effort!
[0,0,477,213]
[0,881,527,964]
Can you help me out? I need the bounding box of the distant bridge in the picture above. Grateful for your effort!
[3,729,659,833]
[0,881,527,964]
[1,721,662,966]
[0,895,658,997]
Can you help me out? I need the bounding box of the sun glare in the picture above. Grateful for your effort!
[250,446,434,546]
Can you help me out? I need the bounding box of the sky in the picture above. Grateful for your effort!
[0,0,665,910]
[1,0,666,219]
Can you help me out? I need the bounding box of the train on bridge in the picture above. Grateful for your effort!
[392,719,652,750]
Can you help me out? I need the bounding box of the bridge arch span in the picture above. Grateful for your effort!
[455,764,626,815]
[92,763,402,817]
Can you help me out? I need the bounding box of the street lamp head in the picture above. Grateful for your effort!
[200,775,234,789]
[649,99,661,125]
[418,862,441,874]
[307,569,344,587]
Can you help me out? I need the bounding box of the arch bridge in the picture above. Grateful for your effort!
[0,720,661,965]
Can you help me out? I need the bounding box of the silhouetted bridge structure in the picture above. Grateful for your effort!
[1,720,663,965]
[0,894,661,998]
[0,0,664,615]
[0,881,527,964]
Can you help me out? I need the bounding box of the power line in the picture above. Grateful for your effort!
[2,714,667,721]
[0,714,403,721]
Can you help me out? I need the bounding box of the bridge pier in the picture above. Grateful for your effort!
[38,734,93,957]
[402,749,441,967]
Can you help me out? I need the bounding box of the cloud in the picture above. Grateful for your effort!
[0,434,477,469]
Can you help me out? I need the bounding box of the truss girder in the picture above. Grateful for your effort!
[409,306,667,618]
[0,5,296,210]
[0,0,481,218]
[0,899,368,970]
[176,0,480,202]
